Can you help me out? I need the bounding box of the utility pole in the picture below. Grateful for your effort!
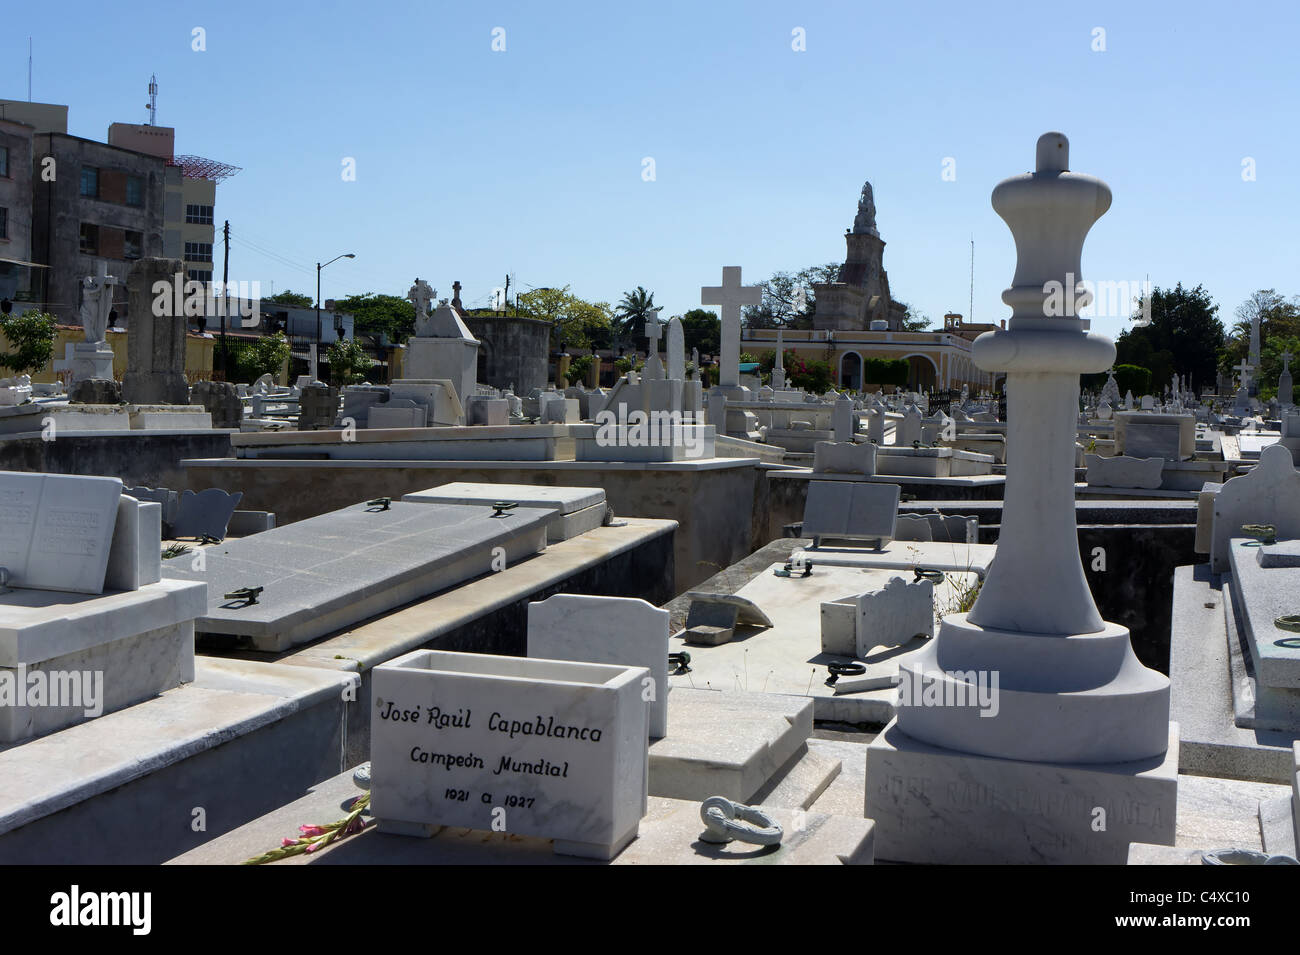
[220,219,230,378]
[502,273,510,316]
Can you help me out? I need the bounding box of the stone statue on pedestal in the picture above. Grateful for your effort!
[852,181,879,236]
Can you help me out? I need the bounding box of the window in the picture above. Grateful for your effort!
[187,269,212,283]
[0,146,8,178]
[0,207,7,239]
[79,222,98,254]
[185,204,214,225]
[126,176,144,207]
[80,166,98,198]
[124,230,143,259]
[184,241,213,263]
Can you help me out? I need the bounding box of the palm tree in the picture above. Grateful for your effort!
[614,286,656,348]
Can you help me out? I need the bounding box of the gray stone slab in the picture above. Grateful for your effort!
[1260,541,1300,568]
[161,500,551,651]
[402,482,606,542]
[1168,565,1297,783]
[1229,539,1300,689]
[802,480,899,546]
[0,472,122,594]
[1125,422,1181,460]
[171,488,244,542]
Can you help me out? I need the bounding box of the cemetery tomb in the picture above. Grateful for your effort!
[369,649,648,859]
[161,499,551,651]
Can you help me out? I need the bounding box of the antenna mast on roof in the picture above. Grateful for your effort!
[27,38,32,101]
[146,74,158,125]
[969,236,975,324]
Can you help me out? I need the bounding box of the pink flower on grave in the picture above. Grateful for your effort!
[343,816,368,836]
[281,838,297,847]
[299,824,328,837]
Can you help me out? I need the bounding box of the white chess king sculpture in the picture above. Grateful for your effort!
[865,133,1177,864]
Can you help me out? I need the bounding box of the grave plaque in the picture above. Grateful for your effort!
[1124,421,1181,461]
[371,649,649,859]
[802,480,899,547]
[0,472,122,594]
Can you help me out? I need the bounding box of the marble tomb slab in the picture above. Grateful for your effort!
[161,500,551,651]
[403,482,606,543]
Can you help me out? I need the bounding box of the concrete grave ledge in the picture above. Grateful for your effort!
[1169,564,1298,783]
[166,772,874,865]
[0,656,351,864]
[402,481,607,543]
[646,688,813,802]
[1228,538,1300,689]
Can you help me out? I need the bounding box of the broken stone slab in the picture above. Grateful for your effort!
[681,592,773,645]
[1084,453,1164,489]
[1260,540,1300,569]
[0,471,123,594]
[813,440,876,476]
[170,488,244,542]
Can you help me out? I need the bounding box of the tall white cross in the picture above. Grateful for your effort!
[643,308,665,380]
[701,266,762,390]
[1235,357,1253,388]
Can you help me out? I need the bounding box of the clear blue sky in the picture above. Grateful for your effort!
[8,1,1298,339]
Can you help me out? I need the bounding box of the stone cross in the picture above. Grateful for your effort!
[701,266,763,391]
[1234,357,1253,389]
[1282,350,1294,374]
[643,308,665,380]
[408,279,434,337]
[79,261,122,345]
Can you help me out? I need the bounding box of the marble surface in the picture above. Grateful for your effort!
[528,594,670,738]
[104,495,162,592]
[403,482,606,543]
[0,472,123,594]
[369,649,649,859]
[866,720,1179,864]
[646,688,811,802]
[1210,445,1300,573]
[1084,453,1164,489]
[161,500,551,651]
[1228,538,1300,689]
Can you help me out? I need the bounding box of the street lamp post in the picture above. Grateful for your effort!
[316,252,356,377]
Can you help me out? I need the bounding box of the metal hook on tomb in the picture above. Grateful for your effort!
[365,497,391,512]
[491,501,518,518]
[669,651,692,675]
[914,567,945,584]
[824,662,866,687]
[223,586,263,607]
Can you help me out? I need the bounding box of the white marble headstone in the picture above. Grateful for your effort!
[0,472,123,593]
[527,594,670,738]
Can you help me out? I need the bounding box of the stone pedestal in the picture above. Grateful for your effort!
[122,258,189,405]
[865,722,1178,864]
[190,380,243,429]
[297,382,338,430]
[60,340,116,384]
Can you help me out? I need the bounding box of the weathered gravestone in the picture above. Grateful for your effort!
[801,480,899,549]
[528,594,670,738]
[121,259,189,405]
[369,648,649,859]
[0,472,123,593]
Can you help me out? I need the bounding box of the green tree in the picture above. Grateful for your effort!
[743,263,839,329]
[230,333,290,383]
[1115,284,1224,392]
[863,357,909,387]
[1218,289,1300,398]
[325,338,373,386]
[334,292,416,345]
[894,302,933,331]
[614,286,657,346]
[266,290,314,308]
[517,286,614,350]
[680,309,720,356]
[0,310,58,376]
